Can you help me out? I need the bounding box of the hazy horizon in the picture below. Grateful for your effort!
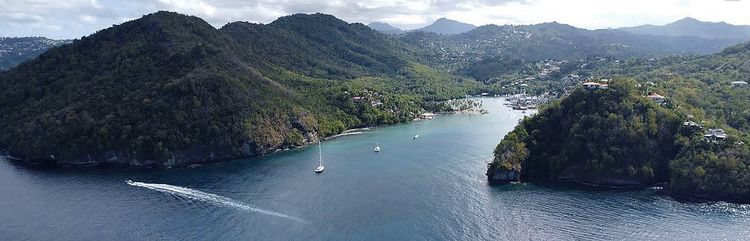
[2,0,750,39]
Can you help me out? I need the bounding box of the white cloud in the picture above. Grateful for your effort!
[157,0,217,16]
[1,0,750,38]
[436,0,750,29]
[0,0,114,38]
[79,15,97,23]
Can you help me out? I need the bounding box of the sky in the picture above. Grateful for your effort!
[2,0,750,39]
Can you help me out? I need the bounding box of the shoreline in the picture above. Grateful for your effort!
[0,116,421,170]
[0,97,504,170]
[323,127,371,140]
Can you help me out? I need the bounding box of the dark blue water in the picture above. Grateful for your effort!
[2,98,749,241]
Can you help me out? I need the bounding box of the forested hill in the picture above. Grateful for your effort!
[401,22,746,72]
[593,41,750,202]
[220,13,410,79]
[620,17,750,40]
[489,42,750,202]
[487,80,683,187]
[0,11,477,167]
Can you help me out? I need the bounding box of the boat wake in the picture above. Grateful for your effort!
[126,180,305,223]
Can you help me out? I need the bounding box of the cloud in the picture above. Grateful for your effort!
[156,0,217,16]
[1,12,46,24]
[0,0,115,38]
[1,0,750,39]
[79,15,98,23]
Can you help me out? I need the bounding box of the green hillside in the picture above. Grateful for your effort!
[488,42,750,202]
[488,80,682,186]
[0,11,477,167]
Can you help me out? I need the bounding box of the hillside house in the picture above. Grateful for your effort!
[731,81,748,88]
[646,93,667,105]
[351,96,365,103]
[683,121,703,129]
[582,82,608,90]
[704,129,728,142]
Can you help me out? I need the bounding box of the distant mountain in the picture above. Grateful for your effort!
[416,18,476,35]
[222,13,411,78]
[620,17,750,40]
[0,11,475,167]
[367,22,403,34]
[0,37,71,71]
[402,21,747,75]
[720,40,750,55]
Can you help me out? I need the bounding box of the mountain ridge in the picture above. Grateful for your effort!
[0,11,474,167]
[368,22,404,34]
[620,17,750,40]
[401,20,749,74]
[416,18,476,35]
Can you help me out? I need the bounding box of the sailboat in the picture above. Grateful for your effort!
[314,141,325,174]
[374,143,380,152]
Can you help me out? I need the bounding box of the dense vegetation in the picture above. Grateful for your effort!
[488,42,750,201]
[619,17,750,40]
[399,22,744,73]
[396,19,748,98]
[670,135,750,201]
[589,42,750,201]
[2,10,749,202]
[0,11,479,167]
[488,80,683,186]
[576,42,750,134]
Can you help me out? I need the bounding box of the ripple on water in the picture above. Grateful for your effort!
[2,99,750,241]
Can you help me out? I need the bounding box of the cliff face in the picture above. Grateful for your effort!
[486,125,527,184]
[486,167,520,184]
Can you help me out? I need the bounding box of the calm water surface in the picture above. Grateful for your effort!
[1,98,749,241]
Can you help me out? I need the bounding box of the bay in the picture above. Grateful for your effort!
[1,98,749,241]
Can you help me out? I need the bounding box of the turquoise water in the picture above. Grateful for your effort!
[1,98,749,241]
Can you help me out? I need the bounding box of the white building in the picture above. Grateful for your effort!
[683,121,703,129]
[646,93,667,105]
[582,82,608,90]
[704,129,728,141]
[731,81,748,88]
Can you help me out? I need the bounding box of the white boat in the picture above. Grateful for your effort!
[412,135,419,139]
[374,143,381,152]
[314,141,325,174]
